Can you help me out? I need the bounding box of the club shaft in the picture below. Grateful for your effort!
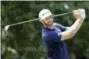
[54,11,72,17]
[7,11,72,27]
[9,18,39,26]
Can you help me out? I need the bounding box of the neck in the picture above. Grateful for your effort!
[43,25,54,29]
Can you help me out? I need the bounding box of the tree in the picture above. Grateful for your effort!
[1,1,89,59]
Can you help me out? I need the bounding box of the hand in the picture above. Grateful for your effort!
[73,10,81,20]
[73,9,86,20]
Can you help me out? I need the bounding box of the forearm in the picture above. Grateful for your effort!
[67,18,84,36]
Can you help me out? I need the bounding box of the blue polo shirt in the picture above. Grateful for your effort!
[42,23,69,59]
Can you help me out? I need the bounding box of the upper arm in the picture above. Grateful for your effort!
[54,23,72,40]
[66,27,70,30]
[60,30,74,41]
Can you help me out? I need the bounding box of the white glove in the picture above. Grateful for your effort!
[78,9,86,20]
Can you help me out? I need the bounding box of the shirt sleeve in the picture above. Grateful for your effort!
[43,31,61,44]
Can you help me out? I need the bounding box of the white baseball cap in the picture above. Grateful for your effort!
[39,9,52,21]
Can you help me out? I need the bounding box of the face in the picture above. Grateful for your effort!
[41,15,54,27]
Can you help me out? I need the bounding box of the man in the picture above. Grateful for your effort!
[39,9,86,59]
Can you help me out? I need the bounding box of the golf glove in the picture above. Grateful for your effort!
[78,9,86,20]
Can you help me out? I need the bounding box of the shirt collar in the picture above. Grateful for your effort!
[42,25,55,31]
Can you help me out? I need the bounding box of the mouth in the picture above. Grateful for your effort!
[48,21,53,25]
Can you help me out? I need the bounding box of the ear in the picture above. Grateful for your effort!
[40,20,46,26]
[40,20,45,24]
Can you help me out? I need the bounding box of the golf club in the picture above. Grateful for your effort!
[4,11,73,31]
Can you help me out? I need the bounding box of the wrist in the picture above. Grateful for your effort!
[78,18,84,24]
[76,18,81,20]
[75,18,84,25]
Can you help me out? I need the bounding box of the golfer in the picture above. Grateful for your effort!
[39,9,86,59]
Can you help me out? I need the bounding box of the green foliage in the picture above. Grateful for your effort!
[1,1,89,59]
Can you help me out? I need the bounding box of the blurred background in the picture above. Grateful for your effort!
[1,1,89,59]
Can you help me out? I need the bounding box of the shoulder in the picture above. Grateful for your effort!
[53,23,67,31]
[53,23,59,26]
[53,23,63,27]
